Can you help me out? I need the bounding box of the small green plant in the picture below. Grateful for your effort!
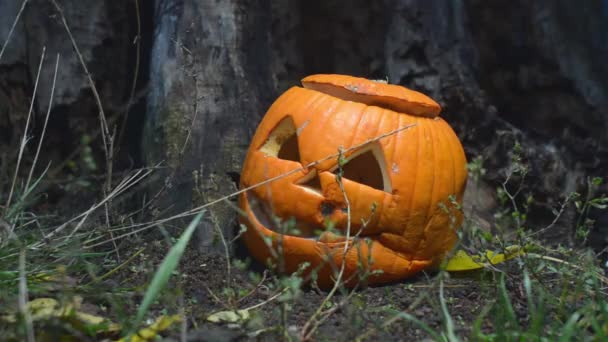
[573,177,608,243]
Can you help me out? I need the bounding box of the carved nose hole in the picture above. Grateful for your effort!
[320,201,335,217]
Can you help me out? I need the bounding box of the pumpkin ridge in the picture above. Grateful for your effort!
[440,119,457,197]
[414,120,434,236]
[302,92,343,168]
[403,116,420,236]
[426,118,440,222]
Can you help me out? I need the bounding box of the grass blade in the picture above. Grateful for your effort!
[129,210,204,335]
[558,312,580,342]
[440,278,459,342]
[383,309,443,341]
[495,273,520,338]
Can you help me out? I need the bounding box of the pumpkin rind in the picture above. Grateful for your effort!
[301,74,441,118]
[239,74,467,288]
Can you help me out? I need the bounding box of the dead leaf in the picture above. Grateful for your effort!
[445,245,524,272]
[119,314,182,342]
[207,309,250,323]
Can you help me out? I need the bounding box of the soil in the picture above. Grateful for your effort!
[167,244,525,341]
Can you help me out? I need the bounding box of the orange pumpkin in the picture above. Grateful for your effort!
[239,74,467,288]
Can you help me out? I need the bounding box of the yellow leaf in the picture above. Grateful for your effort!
[207,309,250,323]
[1,297,119,335]
[119,315,182,342]
[28,297,62,320]
[445,245,524,272]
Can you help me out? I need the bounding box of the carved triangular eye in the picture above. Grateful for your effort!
[278,134,300,161]
[340,144,391,193]
[259,116,301,162]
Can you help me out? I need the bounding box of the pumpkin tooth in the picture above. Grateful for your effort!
[318,231,347,243]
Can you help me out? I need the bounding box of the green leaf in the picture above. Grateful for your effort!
[129,210,205,335]
[497,273,519,331]
[591,177,603,187]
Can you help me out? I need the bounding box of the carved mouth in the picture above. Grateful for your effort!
[244,192,350,243]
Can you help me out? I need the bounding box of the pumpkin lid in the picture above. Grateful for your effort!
[301,74,441,118]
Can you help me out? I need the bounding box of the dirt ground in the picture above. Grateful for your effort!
[153,242,540,341]
[179,252,482,340]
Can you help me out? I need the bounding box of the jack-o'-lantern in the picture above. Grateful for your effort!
[239,74,467,288]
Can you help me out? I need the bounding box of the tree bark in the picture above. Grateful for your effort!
[144,0,608,249]
[2,0,606,249]
[0,0,134,188]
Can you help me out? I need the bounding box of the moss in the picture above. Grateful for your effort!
[143,105,190,170]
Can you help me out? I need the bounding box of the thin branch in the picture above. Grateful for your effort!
[0,0,28,63]
[25,53,60,192]
[301,147,352,340]
[5,47,46,214]
[527,194,573,238]
[83,123,416,249]
[50,0,114,195]
[242,287,289,312]
[117,0,142,147]
[38,166,155,244]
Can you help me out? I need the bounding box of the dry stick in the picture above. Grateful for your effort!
[85,247,145,286]
[213,213,234,305]
[527,253,608,285]
[50,0,120,255]
[38,167,154,244]
[0,0,28,63]
[63,168,153,241]
[236,270,269,304]
[18,248,34,342]
[205,285,230,310]
[50,0,114,206]
[25,54,60,191]
[117,0,142,148]
[242,287,290,312]
[526,195,572,238]
[84,124,416,249]
[301,149,352,340]
[97,122,410,240]
[501,169,526,229]
[5,47,46,215]
[179,69,200,157]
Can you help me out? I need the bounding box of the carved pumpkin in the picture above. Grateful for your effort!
[239,74,467,288]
